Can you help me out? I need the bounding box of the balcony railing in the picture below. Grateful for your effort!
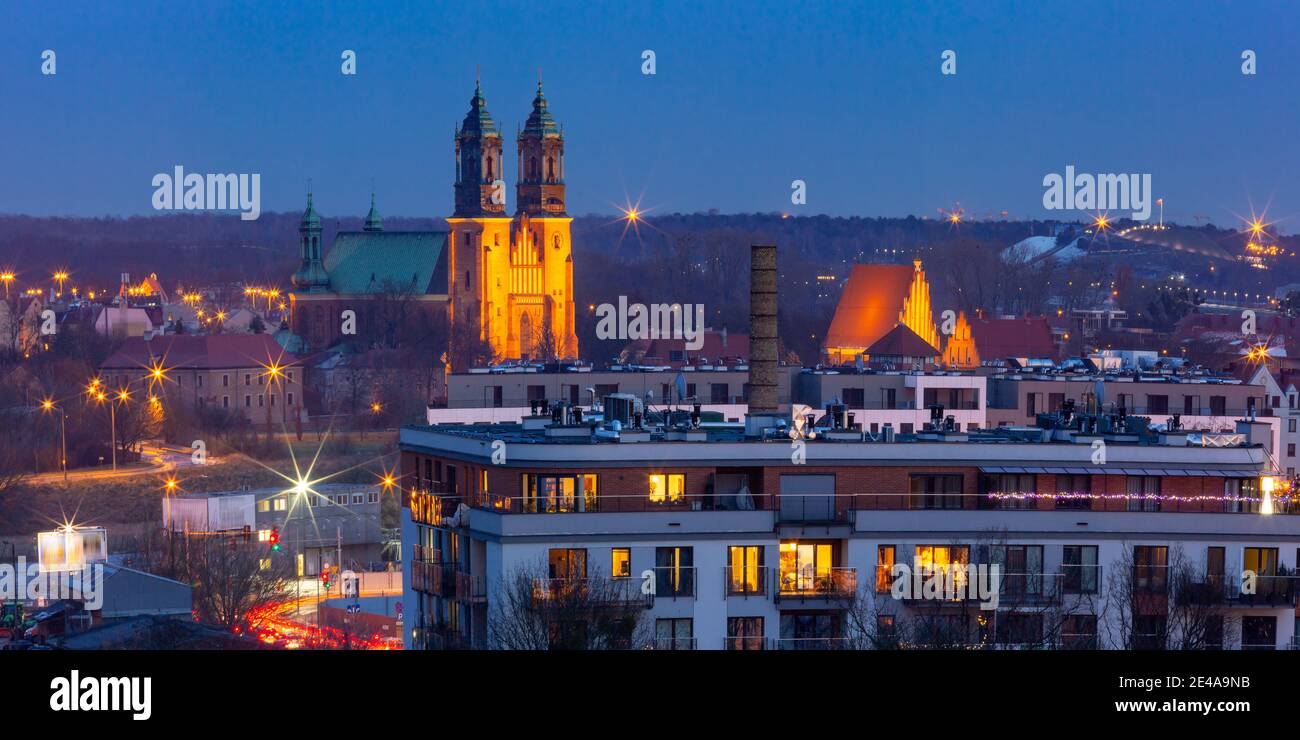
[723,566,767,597]
[530,577,653,608]
[725,635,769,650]
[1185,574,1299,607]
[651,566,697,599]
[1060,564,1102,595]
[652,637,697,651]
[775,637,852,650]
[774,567,856,601]
[455,572,487,602]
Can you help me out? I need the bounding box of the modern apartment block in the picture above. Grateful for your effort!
[399,406,1298,651]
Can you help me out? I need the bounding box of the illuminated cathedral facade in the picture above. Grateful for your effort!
[446,80,579,361]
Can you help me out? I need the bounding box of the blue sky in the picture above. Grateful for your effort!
[2,0,1298,229]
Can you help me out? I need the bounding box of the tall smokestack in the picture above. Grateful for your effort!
[748,243,778,414]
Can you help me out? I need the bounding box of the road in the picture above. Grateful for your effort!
[21,440,220,484]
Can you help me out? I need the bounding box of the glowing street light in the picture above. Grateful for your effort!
[0,271,14,298]
[39,399,68,483]
[52,271,69,296]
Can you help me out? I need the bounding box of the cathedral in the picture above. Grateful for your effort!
[446,78,579,360]
[287,78,579,362]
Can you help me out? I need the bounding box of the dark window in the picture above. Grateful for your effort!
[1133,616,1167,649]
[982,473,1035,510]
[1242,616,1277,650]
[1061,615,1098,649]
[1210,395,1226,416]
[726,617,764,651]
[1055,473,1092,510]
[1125,476,1161,512]
[710,383,729,403]
[842,388,865,408]
[910,474,963,509]
[654,546,694,597]
[1225,478,1259,514]
[655,618,694,650]
[1134,546,1168,594]
[1146,394,1168,414]
[1063,545,1099,594]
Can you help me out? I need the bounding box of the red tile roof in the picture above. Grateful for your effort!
[625,329,749,367]
[100,334,296,371]
[970,316,1056,360]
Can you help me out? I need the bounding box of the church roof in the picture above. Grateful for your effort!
[323,231,448,296]
[101,334,294,370]
[969,316,1056,360]
[866,323,938,358]
[824,263,916,350]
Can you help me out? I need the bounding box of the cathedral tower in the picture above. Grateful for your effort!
[448,76,579,363]
[290,189,329,292]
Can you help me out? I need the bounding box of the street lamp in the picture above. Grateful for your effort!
[40,399,67,483]
[94,388,129,471]
[52,271,69,297]
[0,271,13,299]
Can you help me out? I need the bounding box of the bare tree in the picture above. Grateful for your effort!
[1103,544,1237,650]
[488,560,650,650]
[181,535,293,630]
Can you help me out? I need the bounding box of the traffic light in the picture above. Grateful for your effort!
[321,569,331,589]
[269,526,280,552]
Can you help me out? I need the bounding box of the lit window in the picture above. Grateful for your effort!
[259,558,271,571]
[273,496,287,511]
[649,473,685,504]
[257,499,270,513]
[611,548,631,578]
[257,529,271,542]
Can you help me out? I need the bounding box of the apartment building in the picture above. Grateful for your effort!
[399,408,1299,651]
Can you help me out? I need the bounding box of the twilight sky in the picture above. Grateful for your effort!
[2,0,1298,230]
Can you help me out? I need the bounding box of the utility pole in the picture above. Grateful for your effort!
[109,401,117,471]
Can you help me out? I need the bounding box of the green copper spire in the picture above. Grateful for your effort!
[460,73,499,137]
[300,184,321,229]
[522,79,560,138]
[363,192,383,232]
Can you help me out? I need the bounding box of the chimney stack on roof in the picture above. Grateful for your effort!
[748,243,778,413]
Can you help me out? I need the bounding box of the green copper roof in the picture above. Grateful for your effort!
[459,82,499,137]
[322,231,447,295]
[363,194,383,232]
[522,81,560,138]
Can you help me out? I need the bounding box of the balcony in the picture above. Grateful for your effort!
[775,637,853,650]
[530,577,653,608]
[1060,564,1103,595]
[651,566,697,600]
[1185,574,1299,607]
[778,494,844,524]
[455,572,487,603]
[774,566,856,603]
[652,637,697,651]
[723,566,768,598]
[725,635,769,650]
